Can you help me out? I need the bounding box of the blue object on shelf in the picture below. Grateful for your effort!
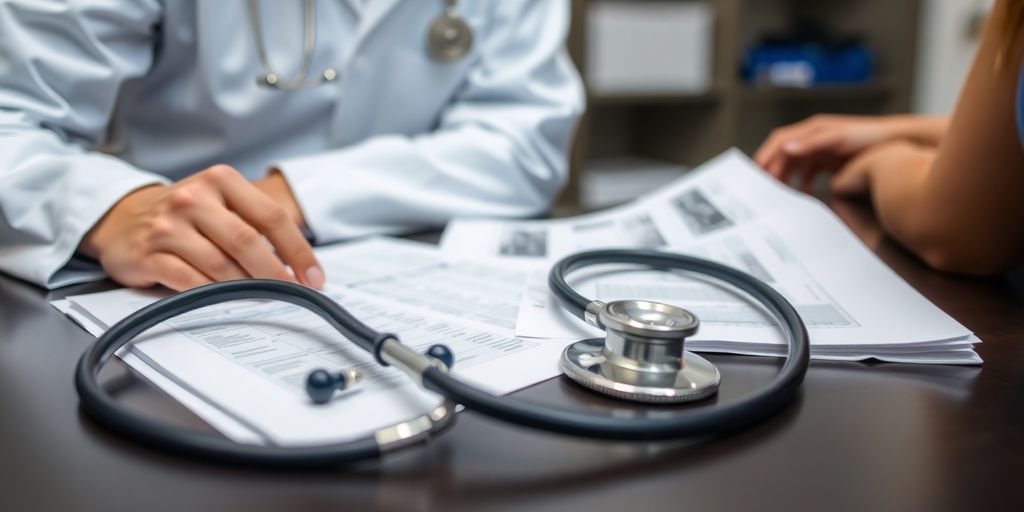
[742,41,874,87]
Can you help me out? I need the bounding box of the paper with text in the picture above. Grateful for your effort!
[61,239,574,445]
[441,149,980,364]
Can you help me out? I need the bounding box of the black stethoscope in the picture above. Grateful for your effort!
[248,0,473,90]
[75,249,809,468]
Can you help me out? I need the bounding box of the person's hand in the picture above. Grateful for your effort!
[79,165,325,291]
[755,114,906,191]
[828,140,933,197]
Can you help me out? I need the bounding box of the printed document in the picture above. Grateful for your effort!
[56,239,573,445]
[440,149,981,364]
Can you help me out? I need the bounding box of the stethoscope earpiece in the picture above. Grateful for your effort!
[304,343,454,405]
[305,368,361,404]
[425,344,456,370]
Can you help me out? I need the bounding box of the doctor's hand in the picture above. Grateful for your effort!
[79,165,325,292]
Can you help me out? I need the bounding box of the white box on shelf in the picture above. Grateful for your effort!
[586,1,714,95]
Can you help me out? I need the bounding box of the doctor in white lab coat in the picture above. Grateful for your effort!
[0,0,583,290]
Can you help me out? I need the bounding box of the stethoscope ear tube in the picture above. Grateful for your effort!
[74,280,451,468]
[74,248,809,466]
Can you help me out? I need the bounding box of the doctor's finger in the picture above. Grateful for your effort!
[146,253,213,292]
[158,228,249,282]
[211,173,323,289]
[190,207,297,284]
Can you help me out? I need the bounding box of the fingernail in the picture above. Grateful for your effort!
[305,266,325,289]
[784,141,801,153]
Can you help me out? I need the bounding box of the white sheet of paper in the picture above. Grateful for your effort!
[53,298,265,443]
[439,149,815,258]
[513,211,972,346]
[55,238,575,445]
[441,149,979,364]
[65,284,573,446]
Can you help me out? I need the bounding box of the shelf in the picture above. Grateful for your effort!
[562,0,921,209]
[586,82,891,106]
[739,82,893,102]
[587,89,720,106]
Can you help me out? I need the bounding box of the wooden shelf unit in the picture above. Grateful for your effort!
[560,0,922,207]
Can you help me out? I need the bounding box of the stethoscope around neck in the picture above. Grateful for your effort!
[74,249,810,468]
[248,0,474,90]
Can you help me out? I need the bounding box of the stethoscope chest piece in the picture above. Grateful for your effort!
[428,1,473,61]
[75,249,809,467]
[560,300,721,404]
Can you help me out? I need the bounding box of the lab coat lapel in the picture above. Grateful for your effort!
[343,0,406,67]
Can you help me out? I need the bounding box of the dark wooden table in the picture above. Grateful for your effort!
[1,199,1022,512]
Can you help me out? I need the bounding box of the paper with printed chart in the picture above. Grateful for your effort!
[53,238,575,445]
[440,149,981,364]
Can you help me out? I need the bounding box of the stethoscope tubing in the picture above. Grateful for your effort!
[425,249,810,440]
[75,282,385,467]
[75,250,809,466]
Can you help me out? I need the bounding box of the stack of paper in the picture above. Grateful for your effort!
[439,149,981,364]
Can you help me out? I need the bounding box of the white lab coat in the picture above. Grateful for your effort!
[0,0,583,288]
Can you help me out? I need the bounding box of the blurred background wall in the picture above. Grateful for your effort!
[914,0,990,114]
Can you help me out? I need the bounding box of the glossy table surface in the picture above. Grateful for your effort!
[1,199,1022,512]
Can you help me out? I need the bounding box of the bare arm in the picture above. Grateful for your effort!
[882,115,949,147]
[832,0,1024,275]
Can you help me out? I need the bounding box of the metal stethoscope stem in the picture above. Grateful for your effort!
[247,0,472,91]
[248,0,337,90]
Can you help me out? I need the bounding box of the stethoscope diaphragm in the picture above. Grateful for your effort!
[560,299,721,404]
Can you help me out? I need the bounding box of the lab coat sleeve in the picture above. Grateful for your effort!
[0,0,170,288]
[276,0,585,242]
